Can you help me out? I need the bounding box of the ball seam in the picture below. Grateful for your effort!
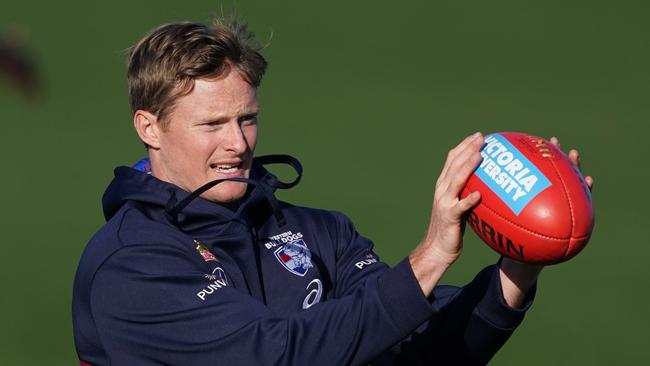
[477,201,570,240]
[549,157,576,258]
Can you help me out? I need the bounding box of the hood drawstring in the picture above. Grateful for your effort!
[164,155,302,228]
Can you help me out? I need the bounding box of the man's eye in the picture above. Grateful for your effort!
[203,121,223,127]
[239,115,258,125]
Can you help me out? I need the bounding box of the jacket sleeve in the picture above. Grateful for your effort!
[90,243,435,366]
[372,264,536,365]
[328,212,537,366]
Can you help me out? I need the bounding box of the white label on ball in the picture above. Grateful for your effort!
[474,134,552,215]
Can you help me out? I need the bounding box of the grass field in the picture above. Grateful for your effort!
[0,0,648,364]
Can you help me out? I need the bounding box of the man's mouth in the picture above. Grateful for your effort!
[210,161,244,174]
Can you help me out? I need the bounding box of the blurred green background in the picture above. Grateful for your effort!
[0,0,647,364]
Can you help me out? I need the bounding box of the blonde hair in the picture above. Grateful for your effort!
[127,19,267,129]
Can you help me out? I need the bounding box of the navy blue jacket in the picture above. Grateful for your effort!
[72,157,535,366]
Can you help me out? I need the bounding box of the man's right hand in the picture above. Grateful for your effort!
[409,132,485,296]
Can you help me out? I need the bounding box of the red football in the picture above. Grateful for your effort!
[461,132,595,264]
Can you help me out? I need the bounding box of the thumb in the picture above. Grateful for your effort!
[455,191,481,215]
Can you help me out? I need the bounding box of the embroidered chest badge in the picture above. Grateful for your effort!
[194,240,218,262]
[274,239,314,277]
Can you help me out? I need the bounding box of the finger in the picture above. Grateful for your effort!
[445,150,483,196]
[452,131,483,157]
[439,135,484,194]
[438,132,482,182]
[549,136,561,149]
[568,149,581,169]
[454,190,481,215]
[585,176,594,191]
[441,133,484,181]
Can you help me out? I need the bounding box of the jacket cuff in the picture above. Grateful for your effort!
[475,263,537,330]
[376,258,435,338]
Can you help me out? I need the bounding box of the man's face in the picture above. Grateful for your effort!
[152,68,258,203]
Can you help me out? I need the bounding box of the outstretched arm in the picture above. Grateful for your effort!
[498,136,594,309]
[410,132,485,296]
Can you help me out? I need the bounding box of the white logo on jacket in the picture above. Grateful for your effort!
[197,267,229,301]
[274,239,314,277]
[355,253,378,269]
[264,231,304,249]
[302,279,323,309]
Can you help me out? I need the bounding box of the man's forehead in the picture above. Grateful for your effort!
[196,95,259,117]
[178,76,259,119]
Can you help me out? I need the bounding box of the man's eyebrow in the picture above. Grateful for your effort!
[196,109,259,123]
[201,107,260,120]
[241,107,260,115]
[196,115,228,124]
[239,111,259,118]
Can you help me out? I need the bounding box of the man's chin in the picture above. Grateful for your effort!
[202,182,249,204]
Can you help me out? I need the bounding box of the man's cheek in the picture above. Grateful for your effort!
[245,127,258,151]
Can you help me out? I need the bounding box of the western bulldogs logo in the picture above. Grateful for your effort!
[274,239,314,277]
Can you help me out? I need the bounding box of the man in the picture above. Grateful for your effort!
[72,18,592,365]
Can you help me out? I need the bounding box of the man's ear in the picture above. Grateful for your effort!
[134,110,162,149]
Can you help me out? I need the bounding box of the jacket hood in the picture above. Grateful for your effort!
[102,155,302,237]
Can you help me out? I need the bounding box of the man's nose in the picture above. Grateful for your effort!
[223,121,249,154]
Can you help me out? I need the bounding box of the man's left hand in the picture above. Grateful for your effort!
[498,136,594,309]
